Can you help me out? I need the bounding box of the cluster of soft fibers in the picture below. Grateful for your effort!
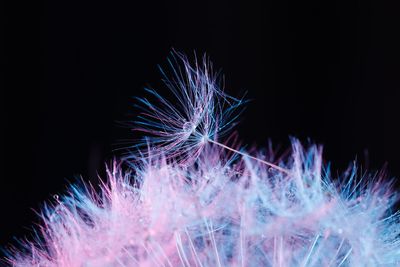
[6,140,400,266]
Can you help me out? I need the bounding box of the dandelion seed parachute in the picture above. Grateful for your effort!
[6,52,400,266]
[132,51,246,164]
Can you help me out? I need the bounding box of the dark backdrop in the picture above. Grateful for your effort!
[3,0,400,250]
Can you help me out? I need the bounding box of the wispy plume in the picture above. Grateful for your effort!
[132,51,245,163]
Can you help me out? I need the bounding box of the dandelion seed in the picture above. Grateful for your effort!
[133,50,289,174]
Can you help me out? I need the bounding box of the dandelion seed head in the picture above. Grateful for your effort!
[5,53,400,267]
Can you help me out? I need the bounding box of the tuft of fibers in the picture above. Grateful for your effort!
[6,52,400,266]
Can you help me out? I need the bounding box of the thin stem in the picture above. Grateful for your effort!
[207,139,291,175]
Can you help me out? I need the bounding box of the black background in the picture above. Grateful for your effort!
[3,0,400,251]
